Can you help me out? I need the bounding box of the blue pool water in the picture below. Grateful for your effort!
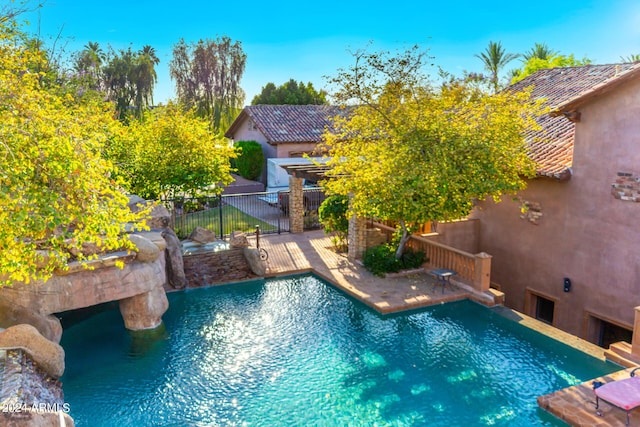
[60,275,618,426]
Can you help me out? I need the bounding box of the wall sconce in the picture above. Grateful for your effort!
[563,277,572,293]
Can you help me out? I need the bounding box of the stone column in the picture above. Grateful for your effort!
[632,306,640,358]
[289,176,304,233]
[348,214,367,261]
[119,284,169,331]
[473,252,492,292]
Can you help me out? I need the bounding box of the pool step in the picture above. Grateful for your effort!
[605,341,640,367]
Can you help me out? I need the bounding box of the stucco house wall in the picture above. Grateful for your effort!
[474,73,640,341]
[225,115,276,181]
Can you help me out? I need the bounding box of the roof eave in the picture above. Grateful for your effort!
[224,109,250,139]
[550,65,640,115]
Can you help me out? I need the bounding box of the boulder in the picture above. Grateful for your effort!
[0,324,65,378]
[188,227,216,244]
[0,303,62,343]
[127,195,147,212]
[243,248,267,276]
[162,228,186,289]
[229,231,250,248]
[129,234,160,263]
[146,204,171,229]
[119,285,169,331]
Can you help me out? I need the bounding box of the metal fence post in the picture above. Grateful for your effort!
[218,194,224,239]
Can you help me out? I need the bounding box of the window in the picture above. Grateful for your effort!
[535,295,555,325]
[247,119,258,131]
[525,289,557,326]
[599,321,632,349]
[585,313,633,348]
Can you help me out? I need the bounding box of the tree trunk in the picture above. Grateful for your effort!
[395,220,410,259]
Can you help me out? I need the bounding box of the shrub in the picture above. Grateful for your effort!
[318,195,349,251]
[235,140,264,180]
[362,243,427,277]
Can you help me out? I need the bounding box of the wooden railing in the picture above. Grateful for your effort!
[370,222,491,291]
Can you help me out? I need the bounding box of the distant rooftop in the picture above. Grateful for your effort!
[225,105,345,144]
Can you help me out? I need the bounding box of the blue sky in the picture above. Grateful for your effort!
[23,0,640,105]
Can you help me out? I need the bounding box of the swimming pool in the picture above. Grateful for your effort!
[60,275,618,426]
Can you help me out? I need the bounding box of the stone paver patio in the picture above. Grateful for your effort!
[538,367,640,426]
[249,229,473,314]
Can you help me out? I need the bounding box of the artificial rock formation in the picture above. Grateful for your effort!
[229,231,250,248]
[188,227,216,244]
[0,303,63,343]
[0,232,169,335]
[129,233,161,262]
[0,324,65,378]
[243,247,267,276]
[119,284,169,330]
[162,228,187,289]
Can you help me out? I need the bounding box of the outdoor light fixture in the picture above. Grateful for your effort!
[563,277,572,293]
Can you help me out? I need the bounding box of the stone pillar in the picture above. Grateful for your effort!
[348,214,367,261]
[290,176,304,233]
[632,306,640,357]
[473,252,492,292]
[119,285,169,331]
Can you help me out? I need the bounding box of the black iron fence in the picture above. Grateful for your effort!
[163,188,325,239]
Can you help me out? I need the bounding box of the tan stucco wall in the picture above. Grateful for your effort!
[474,78,640,340]
[426,219,480,254]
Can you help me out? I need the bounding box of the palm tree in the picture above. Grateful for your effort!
[620,54,640,63]
[84,41,105,70]
[475,41,519,92]
[523,43,557,61]
[134,46,159,110]
[140,45,160,65]
[74,41,104,75]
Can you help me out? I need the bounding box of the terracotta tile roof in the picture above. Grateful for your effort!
[225,105,345,144]
[510,63,640,179]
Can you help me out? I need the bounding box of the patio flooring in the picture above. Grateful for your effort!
[248,229,473,314]
[538,367,640,426]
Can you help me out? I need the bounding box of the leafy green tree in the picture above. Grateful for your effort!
[108,102,236,200]
[324,45,544,258]
[234,140,264,181]
[475,41,519,92]
[318,195,349,251]
[0,20,149,286]
[510,54,592,83]
[170,36,246,132]
[522,43,557,61]
[252,79,328,105]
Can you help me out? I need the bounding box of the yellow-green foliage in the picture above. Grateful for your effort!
[511,55,591,84]
[0,21,150,286]
[108,102,236,200]
[323,46,546,236]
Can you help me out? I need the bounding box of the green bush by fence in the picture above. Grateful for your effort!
[235,140,264,181]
